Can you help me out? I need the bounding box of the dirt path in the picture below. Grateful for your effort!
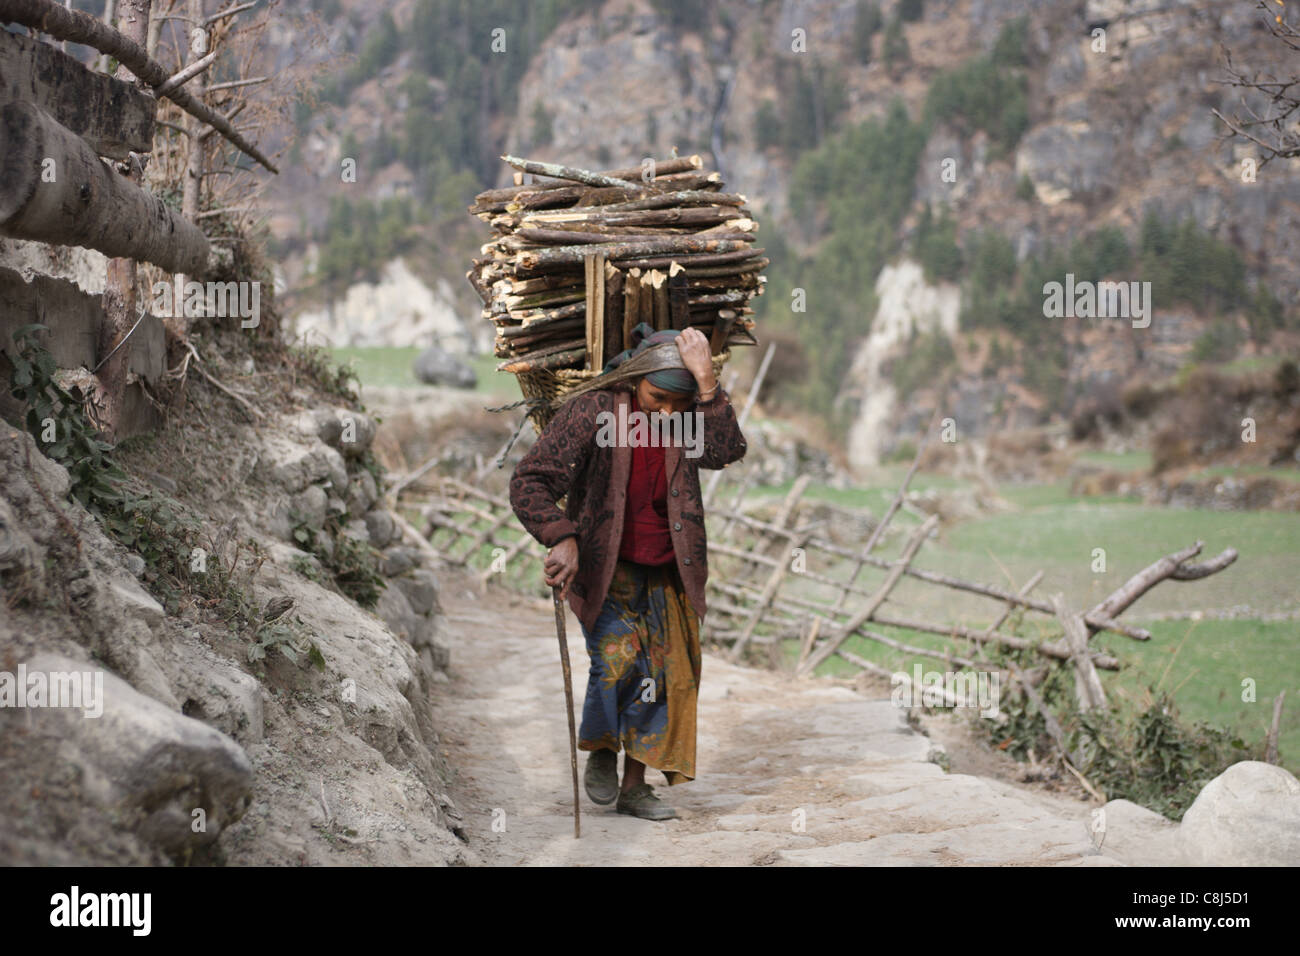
[433,574,1175,866]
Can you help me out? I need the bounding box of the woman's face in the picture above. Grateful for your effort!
[636,376,694,415]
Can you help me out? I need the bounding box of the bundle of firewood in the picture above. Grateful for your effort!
[466,153,763,376]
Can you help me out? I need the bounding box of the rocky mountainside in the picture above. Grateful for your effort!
[264,0,1300,467]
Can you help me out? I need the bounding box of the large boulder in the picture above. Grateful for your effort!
[1178,761,1300,866]
[13,653,253,858]
[413,347,477,389]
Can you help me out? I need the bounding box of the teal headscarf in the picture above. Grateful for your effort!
[603,323,697,393]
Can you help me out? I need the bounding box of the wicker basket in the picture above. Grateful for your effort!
[515,348,732,434]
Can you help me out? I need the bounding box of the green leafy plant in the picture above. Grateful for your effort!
[249,616,326,671]
[981,641,1251,819]
[291,510,387,609]
[9,325,125,516]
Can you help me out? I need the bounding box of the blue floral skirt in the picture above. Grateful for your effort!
[577,559,701,784]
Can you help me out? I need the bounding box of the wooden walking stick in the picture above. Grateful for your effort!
[552,586,581,838]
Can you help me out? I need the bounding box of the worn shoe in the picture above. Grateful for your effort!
[616,782,679,820]
[583,749,619,805]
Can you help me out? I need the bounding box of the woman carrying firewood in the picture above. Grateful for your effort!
[509,324,747,820]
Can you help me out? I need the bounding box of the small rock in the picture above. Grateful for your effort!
[376,584,418,643]
[108,578,165,630]
[290,485,328,535]
[396,568,440,616]
[364,508,397,549]
[382,546,419,577]
[341,519,370,546]
[348,469,379,513]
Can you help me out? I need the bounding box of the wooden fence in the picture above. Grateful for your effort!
[388,351,1248,775]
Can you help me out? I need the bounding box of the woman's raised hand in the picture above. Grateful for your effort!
[674,327,717,392]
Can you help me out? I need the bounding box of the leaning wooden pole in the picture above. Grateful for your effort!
[832,397,947,614]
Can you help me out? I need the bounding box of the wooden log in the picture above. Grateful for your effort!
[595,189,748,211]
[514,227,674,246]
[585,251,606,371]
[614,248,766,272]
[503,287,585,310]
[475,155,702,203]
[512,301,585,325]
[501,154,645,190]
[686,267,767,285]
[769,530,1151,642]
[668,261,690,331]
[497,345,585,374]
[1084,542,1236,640]
[514,236,751,272]
[97,0,152,444]
[710,309,736,354]
[602,261,624,366]
[1265,691,1286,765]
[832,402,945,614]
[622,268,641,351]
[864,610,1119,669]
[0,101,208,275]
[796,616,822,673]
[496,273,584,296]
[687,290,753,309]
[0,0,278,173]
[799,515,940,676]
[499,314,585,339]
[522,205,744,229]
[647,269,669,332]
[487,172,723,215]
[728,528,812,662]
[0,28,155,159]
[1054,594,1108,712]
[515,220,698,237]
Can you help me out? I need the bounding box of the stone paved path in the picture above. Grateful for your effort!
[434,578,1180,866]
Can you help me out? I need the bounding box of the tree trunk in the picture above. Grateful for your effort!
[98,0,151,441]
[174,0,206,336]
[0,101,207,273]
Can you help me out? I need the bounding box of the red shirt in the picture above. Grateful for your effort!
[618,394,675,566]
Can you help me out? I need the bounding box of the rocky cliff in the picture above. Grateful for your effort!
[264,0,1300,464]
